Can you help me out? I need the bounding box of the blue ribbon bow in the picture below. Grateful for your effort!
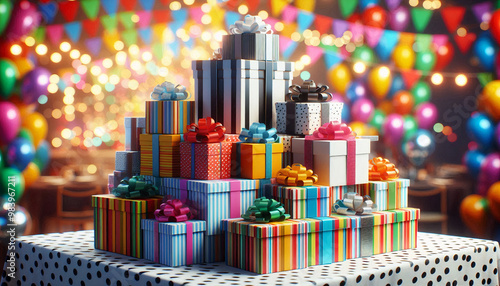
[150,81,189,101]
[239,122,278,143]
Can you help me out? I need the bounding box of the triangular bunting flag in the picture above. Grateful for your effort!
[283,41,298,59]
[282,5,298,23]
[122,29,138,46]
[399,32,415,45]
[190,7,204,24]
[333,19,349,37]
[415,34,432,51]
[247,0,259,12]
[225,11,240,29]
[478,73,494,87]
[297,10,315,32]
[81,0,100,19]
[319,42,338,54]
[136,11,152,28]
[306,45,323,65]
[270,0,289,17]
[101,15,118,31]
[85,37,102,56]
[138,27,152,44]
[266,17,279,30]
[184,38,194,49]
[401,70,421,89]
[364,26,383,48]
[472,2,492,23]
[432,34,448,49]
[208,5,225,28]
[411,8,433,32]
[46,24,64,45]
[38,2,58,24]
[101,0,118,15]
[102,29,120,52]
[440,6,466,33]
[314,14,332,34]
[386,0,401,10]
[82,19,100,37]
[152,23,166,40]
[58,1,79,22]
[324,50,344,69]
[64,22,82,43]
[350,23,364,42]
[32,27,46,43]
[169,40,180,58]
[139,0,155,11]
[152,43,163,60]
[120,0,137,11]
[170,9,188,33]
[454,33,476,54]
[279,36,293,53]
[339,0,358,18]
[153,10,171,23]
[296,0,315,12]
[119,12,135,29]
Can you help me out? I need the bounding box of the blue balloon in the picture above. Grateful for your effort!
[346,81,368,103]
[467,112,495,150]
[6,138,35,172]
[388,74,405,99]
[34,140,50,171]
[464,149,486,178]
[342,104,351,122]
[359,0,379,10]
[474,32,497,71]
[401,129,436,167]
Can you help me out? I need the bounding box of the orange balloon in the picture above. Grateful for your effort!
[21,112,47,148]
[22,162,40,188]
[349,121,367,136]
[11,97,36,117]
[378,101,392,115]
[480,80,500,121]
[460,194,491,236]
[328,63,351,94]
[487,182,500,222]
[392,91,414,115]
[13,57,34,78]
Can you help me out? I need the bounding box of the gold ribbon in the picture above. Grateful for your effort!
[369,157,400,181]
[276,163,318,186]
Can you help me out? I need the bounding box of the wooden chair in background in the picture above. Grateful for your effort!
[408,184,448,234]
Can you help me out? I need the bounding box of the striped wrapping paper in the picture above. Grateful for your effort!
[145,100,195,134]
[140,134,182,177]
[92,194,162,258]
[357,179,410,211]
[223,218,308,274]
[141,219,205,266]
[124,117,145,151]
[329,184,368,208]
[264,185,331,219]
[221,33,279,61]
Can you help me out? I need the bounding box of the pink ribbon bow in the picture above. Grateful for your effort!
[154,199,196,222]
[306,121,356,140]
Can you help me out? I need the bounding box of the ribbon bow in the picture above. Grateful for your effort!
[150,81,189,101]
[154,199,197,222]
[306,121,356,140]
[333,192,373,215]
[276,164,318,186]
[242,197,290,222]
[184,117,226,143]
[286,80,332,102]
[369,157,400,181]
[211,48,222,60]
[229,14,273,35]
[239,122,278,143]
[112,176,159,199]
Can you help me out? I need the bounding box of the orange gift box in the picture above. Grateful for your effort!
[231,142,283,179]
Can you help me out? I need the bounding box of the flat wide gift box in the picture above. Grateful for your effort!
[231,142,283,179]
[180,141,232,180]
[358,179,410,211]
[276,101,343,135]
[124,117,145,151]
[192,60,293,133]
[145,100,195,134]
[92,194,163,258]
[142,219,205,266]
[140,134,182,177]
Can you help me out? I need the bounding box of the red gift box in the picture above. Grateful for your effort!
[180,142,232,180]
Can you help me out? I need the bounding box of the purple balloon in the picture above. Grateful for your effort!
[382,113,405,146]
[415,102,438,130]
[478,153,500,196]
[21,67,51,104]
[351,98,374,123]
[389,6,410,31]
[0,102,21,146]
[5,1,41,40]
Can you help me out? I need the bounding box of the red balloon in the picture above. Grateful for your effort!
[347,13,362,24]
[490,10,500,45]
[434,42,454,71]
[392,91,414,115]
[362,5,387,28]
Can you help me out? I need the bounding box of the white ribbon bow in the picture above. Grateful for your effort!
[150,81,188,101]
[229,15,273,35]
[333,192,374,215]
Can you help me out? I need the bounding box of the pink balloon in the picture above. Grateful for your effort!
[389,6,410,31]
[329,93,345,103]
[351,98,374,123]
[415,102,438,129]
[382,113,405,146]
[5,1,41,40]
[478,153,500,196]
[0,102,21,146]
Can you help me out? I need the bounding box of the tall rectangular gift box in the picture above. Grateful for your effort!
[145,100,195,134]
[221,29,279,61]
[142,219,205,266]
[140,134,182,177]
[92,194,162,258]
[231,142,283,179]
[358,179,410,211]
[124,117,145,151]
[180,141,232,180]
[264,185,330,219]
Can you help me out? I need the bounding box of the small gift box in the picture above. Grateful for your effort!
[115,151,141,177]
[140,134,182,177]
[231,123,283,179]
[124,117,145,151]
[180,118,231,180]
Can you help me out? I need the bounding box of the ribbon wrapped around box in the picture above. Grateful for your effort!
[241,197,290,222]
[115,151,141,178]
[231,123,283,179]
[140,134,183,177]
[112,176,159,199]
[124,117,145,151]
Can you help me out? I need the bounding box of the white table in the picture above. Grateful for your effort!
[1,230,499,285]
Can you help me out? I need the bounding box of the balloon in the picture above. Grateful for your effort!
[0,0,12,36]
[11,97,36,118]
[21,112,47,148]
[392,91,414,115]
[0,102,21,146]
[490,10,500,45]
[328,63,351,94]
[22,161,39,188]
[34,140,50,171]
[17,128,33,143]
[401,129,436,167]
[496,53,500,79]
[0,167,24,201]
[351,98,374,123]
[4,1,41,40]
[389,6,410,31]
[0,59,18,99]
[414,102,438,129]
[352,45,376,64]
[487,182,500,222]
[393,44,415,70]
[12,57,33,78]
[359,0,378,10]
[0,152,3,169]
[478,153,500,196]
[378,100,393,115]
[368,66,391,99]
[434,41,455,71]
[20,67,51,105]
[463,149,486,178]
[415,50,436,71]
[473,32,496,71]
[0,206,30,237]
[411,81,431,106]
[369,109,385,131]
[466,112,495,150]
[480,80,500,121]
[362,5,387,28]
[382,113,405,146]
[347,13,362,24]
[388,74,405,99]
[349,121,368,136]
[346,81,368,103]
[460,194,490,236]
[6,138,35,172]
[403,115,418,140]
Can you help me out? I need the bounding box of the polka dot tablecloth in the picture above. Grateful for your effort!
[2,231,500,286]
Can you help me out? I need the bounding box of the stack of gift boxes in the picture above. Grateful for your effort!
[93,15,420,273]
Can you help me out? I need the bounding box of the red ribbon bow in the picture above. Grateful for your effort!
[154,199,196,222]
[369,157,400,181]
[306,121,356,140]
[184,117,226,143]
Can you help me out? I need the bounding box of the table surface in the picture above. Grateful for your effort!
[2,231,500,286]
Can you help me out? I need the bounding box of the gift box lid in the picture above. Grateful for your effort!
[140,134,182,144]
[292,138,370,156]
[124,117,146,129]
[163,178,259,194]
[192,59,294,73]
[180,141,231,155]
[266,185,329,200]
[237,142,284,155]
[368,179,411,191]
[141,219,206,235]
[330,208,420,228]
[276,102,322,114]
[92,194,163,213]
[223,218,308,238]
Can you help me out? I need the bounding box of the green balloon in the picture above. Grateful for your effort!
[369,109,386,131]
[0,151,3,169]
[18,128,34,144]
[32,158,43,172]
[352,45,376,64]
[0,59,18,99]
[411,81,431,106]
[415,50,436,72]
[0,167,25,201]
[403,115,419,141]
[0,0,12,36]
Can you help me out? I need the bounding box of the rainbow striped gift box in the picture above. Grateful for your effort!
[92,194,163,258]
[139,134,182,177]
[223,218,309,274]
[141,219,205,266]
[357,179,410,211]
[329,184,367,207]
[145,100,195,134]
[264,185,330,219]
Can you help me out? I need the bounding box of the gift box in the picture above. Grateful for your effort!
[140,134,182,177]
[125,117,145,151]
[142,219,205,266]
[115,151,141,177]
[278,134,301,168]
[145,100,195,134]
[300,217,339,266]
[329,184,366,208]
[92,194,163,258]
[180,142,232,180]
[264,185,330,219]
[357,179,410,211]
[192,59,294,133]
[223,218,309,273]
[276,102,344,135]
[231,142,283,179]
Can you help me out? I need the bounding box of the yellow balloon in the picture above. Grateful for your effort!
[365,126,379,136]
[481,80,500,121]
[349,121,367,136]
[392,44,415,70]
[13,57,34,78]
[368,66,392,100]
[22,162,40,188]
[328,63,351,94]
[21,112,47,148]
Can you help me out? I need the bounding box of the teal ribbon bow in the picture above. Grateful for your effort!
[112,176,159,199]
[242,197,290,223]
[150,81,189,101]
[333,192,373,215]
[239,122,278,143]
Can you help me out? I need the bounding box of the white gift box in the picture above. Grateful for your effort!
[276,102,343,135]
